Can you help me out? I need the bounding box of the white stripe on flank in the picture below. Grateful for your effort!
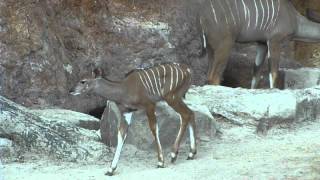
[246,3,251,29]
[169,65,174,91]
[209,0,218,24]
[272,0,280,27]
[160,65,166,92]
[144,70,156,95]
[217,0,229,25]
[140,71,152,95]
[138,72,149,93]
[241,0,247,24]
[174,65,179,88]
[150,69,161,96]
[267,0,275,30]
[235,0,241,25]
[155,67,163,96]
[226,0,236,25]
[254,0,258,29]
[178,66,184,84]
[263,0,270,30]
[259,0,265,30]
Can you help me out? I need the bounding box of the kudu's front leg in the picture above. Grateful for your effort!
[106,113,132,176]
[146,104,165,168]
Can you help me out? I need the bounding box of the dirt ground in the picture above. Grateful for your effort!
[2,120,320,180]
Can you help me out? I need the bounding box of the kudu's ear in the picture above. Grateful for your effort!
[93,67,103,78]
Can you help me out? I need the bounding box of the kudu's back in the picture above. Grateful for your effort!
[124,63,192,102]
[200,0,297,43]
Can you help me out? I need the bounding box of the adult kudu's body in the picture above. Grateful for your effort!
[199,0,320,88]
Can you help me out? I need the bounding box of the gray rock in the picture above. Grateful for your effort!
[30,109,100,130]
[0,138,13,161]
[100,100,218,150]
[282,68,320,89]
[127,101,218,150]
[100,101,121,147]
[186,85,320,133]
[0,158,3,180]
[0,95,109,162]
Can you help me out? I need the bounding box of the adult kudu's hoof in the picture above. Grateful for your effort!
[170,152,178,163]
[157,162,165,168]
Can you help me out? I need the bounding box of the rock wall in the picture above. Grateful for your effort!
[0,0,318,114]
[0,0,204,113]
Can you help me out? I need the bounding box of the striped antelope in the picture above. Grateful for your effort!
[199,0,320,88]
[69,63,196,176]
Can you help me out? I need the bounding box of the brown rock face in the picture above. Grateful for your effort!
[0,0,203,113]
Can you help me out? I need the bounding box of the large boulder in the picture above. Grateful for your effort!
[100,100,219,150]
[0,95,108,162]
[186,85,320,133]
[281,68,320,89]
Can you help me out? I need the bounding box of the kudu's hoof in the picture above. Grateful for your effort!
[105,171,114,176]
[105,168,115,176]
[157,161,165,168]
[170,152,178,163]
[187,152,196,160]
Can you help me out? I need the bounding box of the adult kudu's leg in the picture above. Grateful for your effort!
[145,104,165,168]
[267,39,281,88]
[207,37,234,85]
[165,96,196,162]
[251,43,268,89]
[106,112,132,176]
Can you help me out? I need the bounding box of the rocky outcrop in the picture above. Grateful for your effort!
[0,95,108,162]
[186,85,320,133]
[281,68,320,89]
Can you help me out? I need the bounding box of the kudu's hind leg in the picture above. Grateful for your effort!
[146,104,165,168]
[166,97,195,163]
[207,38,234,85]
[106,113,132,176]
[251,43,268,89]
[267,40,281,88]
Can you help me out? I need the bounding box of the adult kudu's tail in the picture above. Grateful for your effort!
[295,8,320,43]
[306,8,320,23]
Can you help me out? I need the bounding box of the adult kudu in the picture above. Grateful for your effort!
[199,0,320,88]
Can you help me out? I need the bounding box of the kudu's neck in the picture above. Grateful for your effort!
[294,13,320,42]
[93,78,126,103]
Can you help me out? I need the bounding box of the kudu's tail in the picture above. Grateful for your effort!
[306,8,320,23]
[294,10,320,43]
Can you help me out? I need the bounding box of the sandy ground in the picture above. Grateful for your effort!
[2,121,320,180]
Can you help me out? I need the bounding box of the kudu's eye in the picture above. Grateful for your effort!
[80,80,86,84]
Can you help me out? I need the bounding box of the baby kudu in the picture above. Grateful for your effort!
[70,63,196,176]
